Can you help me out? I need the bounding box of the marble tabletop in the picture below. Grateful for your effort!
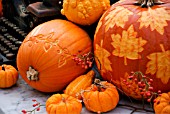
[0,75,155,114]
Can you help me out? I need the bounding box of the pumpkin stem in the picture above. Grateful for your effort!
[135,0,164,7]
[1,65,5,71]
[26,66,39,81]
[94,78,107,91]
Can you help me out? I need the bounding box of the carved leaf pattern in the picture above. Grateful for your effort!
[146,46,170,84]
[137,7,170,35]
[111,25,147,65]
[95,40,112,73]
[25,32,70,68]
[104,6,133,32]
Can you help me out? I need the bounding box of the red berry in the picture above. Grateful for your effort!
[147,99,151,102]
[21,110,27,113]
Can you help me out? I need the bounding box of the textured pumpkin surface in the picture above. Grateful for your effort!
[46,94,82,114]
[61,0,110,25]
[94,0,170,99]
[64,70,95,99]
[17,19,92,92]
[82,81,119,113]
[154,92,170,114]
[0,65,18,88]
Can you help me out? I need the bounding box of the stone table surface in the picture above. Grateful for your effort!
[0,76,155,114]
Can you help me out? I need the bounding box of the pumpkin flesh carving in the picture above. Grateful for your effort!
[17,19,92,92]
[94,0,170,99]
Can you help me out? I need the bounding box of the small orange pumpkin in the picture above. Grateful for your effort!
[46,94,82,114]
[64,70,95,99]
[61,0,110,25]
[0,64,18,88]
[82,79,119,113]
[154,92,170,114]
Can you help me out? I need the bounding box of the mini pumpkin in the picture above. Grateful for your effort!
[17,19,92,92]
[82,79,119,113]
[154,92,170,114]
[46,94,82,114]
[0,64,18,88]
[64,70,95,99]
[94,0,170,99]
[61,0,110,25]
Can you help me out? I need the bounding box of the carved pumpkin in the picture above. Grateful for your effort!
[17,19,92,92]
[46,94,82,114]
[0,64,18,88]
[61,0,110,25]
[82,79,119,113]
[154,92,170,114]
[64,70,95,99]
[94,0,170,99]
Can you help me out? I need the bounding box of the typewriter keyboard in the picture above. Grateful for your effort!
[0,17,28,67]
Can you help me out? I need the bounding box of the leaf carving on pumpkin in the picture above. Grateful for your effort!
[104,6,133,32]
[146,44,170,84]
[111,25,147,65]
[58,54,67,68]
[95,40,112,73]
[137,7,170,35]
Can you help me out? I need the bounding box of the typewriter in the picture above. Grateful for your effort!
[0,0,63,67]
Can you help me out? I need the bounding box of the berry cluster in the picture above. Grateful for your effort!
[123,71,161,102]
[72,51,94,69]
[21,99,44,114]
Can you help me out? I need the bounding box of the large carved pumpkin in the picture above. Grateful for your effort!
[94,0,170,99]
[17,19,92,92]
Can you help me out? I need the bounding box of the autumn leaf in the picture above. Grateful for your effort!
[104,6,133,32]
[146,44,170,84]
[111,25,147,65]
[137,7,170,35]
[95,40,112,73]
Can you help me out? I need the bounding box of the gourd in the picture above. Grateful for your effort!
[154,92,170,114]
[46,94,82,114]
[82,79,119,113]
[17,19,92,92]
[0,64,18,88]
[64,70,95,99]
[93,0,170,99]
[61,0,110,25]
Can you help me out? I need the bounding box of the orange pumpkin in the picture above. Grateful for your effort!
[0,64,18,88]
[17,19,92,92]
[82,79,119,113]
[61,0,110,25]
[64,70,95,99]
[154,92,170,114]
[46,94,82,114]
[93,0,170,99]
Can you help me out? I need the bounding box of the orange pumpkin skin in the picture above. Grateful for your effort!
[0,65,18,88]
[82,81,119,113]
[46,94,82,114]
[93,0,170,99]
[154,92,170,114]
[17,19,92,92]
[64,70,95,100]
